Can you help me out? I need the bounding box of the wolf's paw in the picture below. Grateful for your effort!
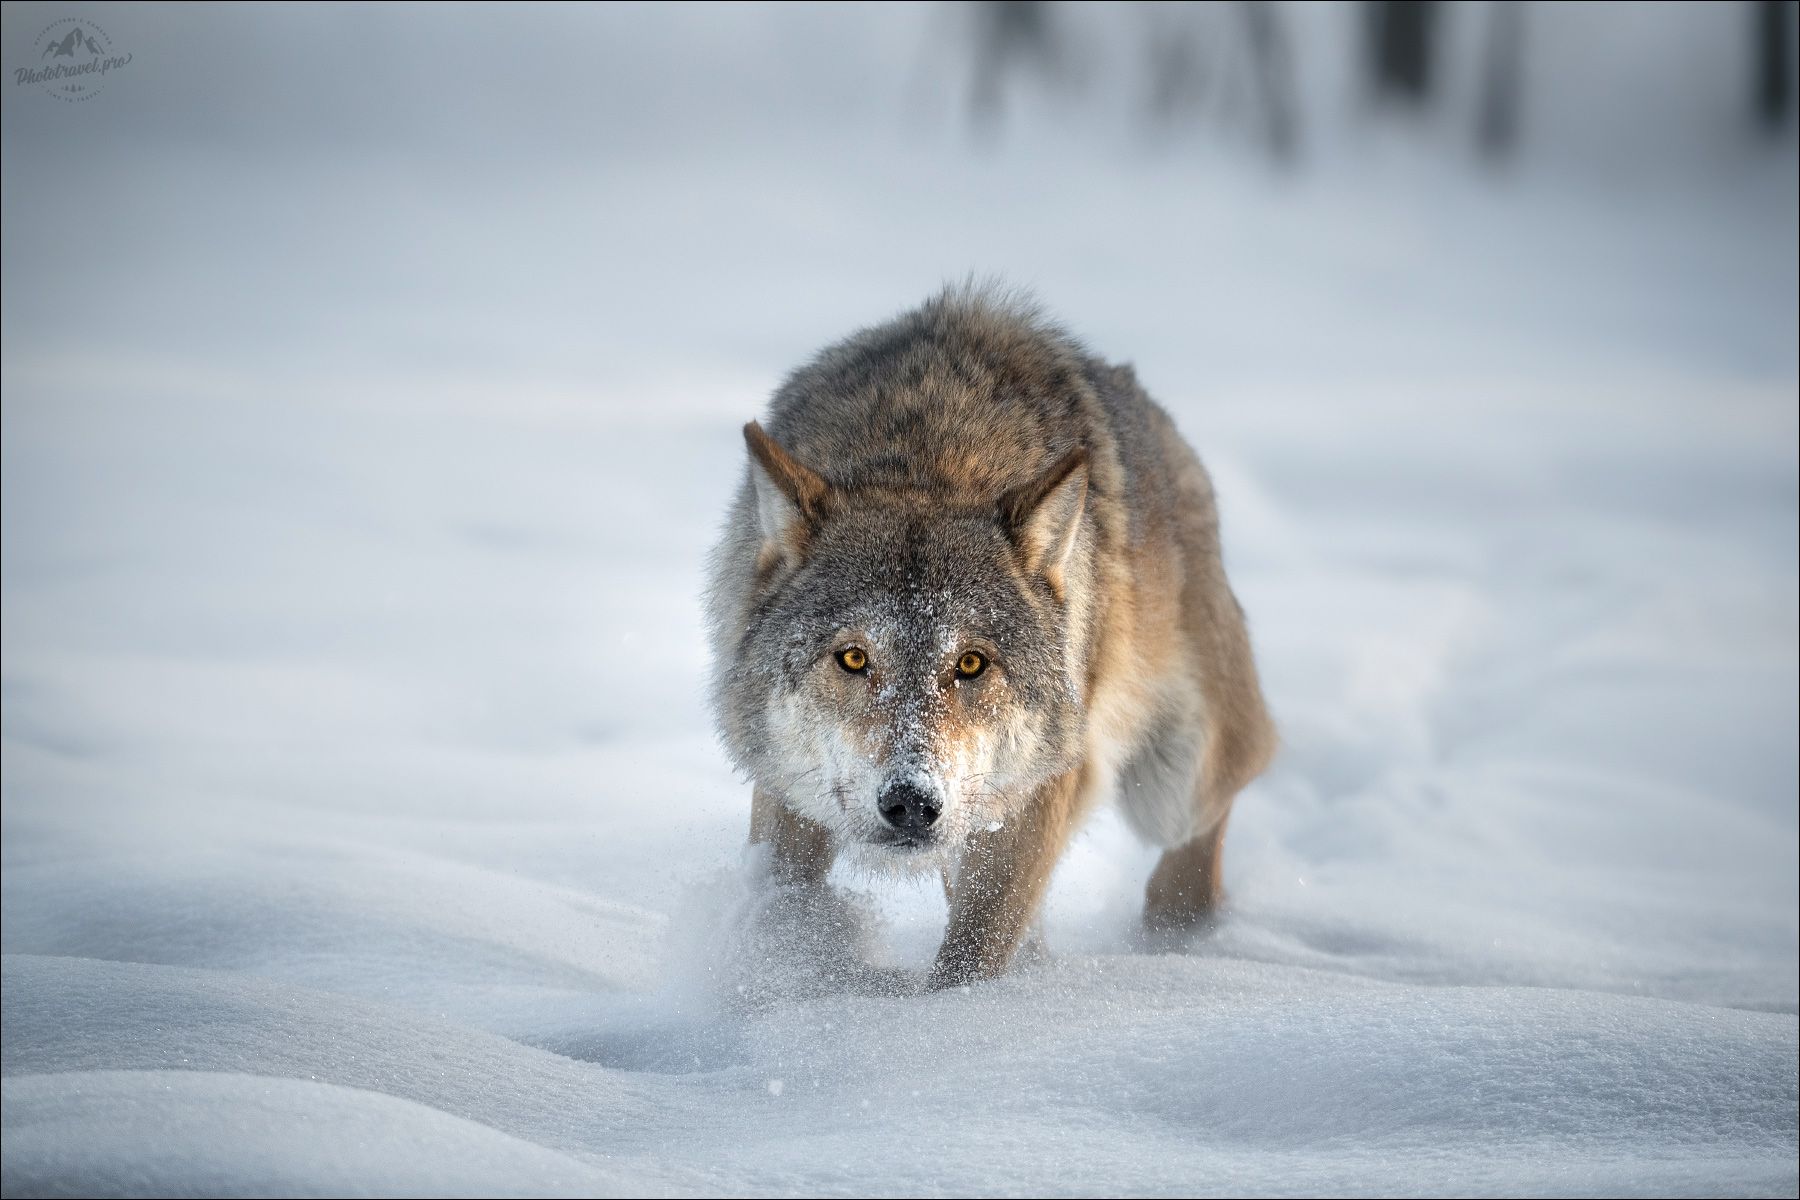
[713,880,927,1007]
[843,963,927,997]
[1135,901,1225,953]
[925,946,1012,991]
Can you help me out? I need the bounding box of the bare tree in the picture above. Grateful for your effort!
[966,1,1073,136]
[1139,2,1297,157]
[1752,0,1795,131]
[954,2,1298,157]
[1364,1,1439,104]
[1477,2,1524,157]
[1241,1,1298,157]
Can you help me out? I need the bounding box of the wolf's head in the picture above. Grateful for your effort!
[716,421,1090,868]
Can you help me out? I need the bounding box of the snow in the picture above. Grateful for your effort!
[4,954,1793,1197]
[3,3,1797,1196]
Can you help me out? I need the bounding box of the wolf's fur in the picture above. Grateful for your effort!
[705,286,1275,986]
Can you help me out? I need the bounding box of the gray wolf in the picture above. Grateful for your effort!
[705,286,1275,987]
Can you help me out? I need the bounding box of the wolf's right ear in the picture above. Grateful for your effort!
[744,421,830,567]
[1001,447,1088,599]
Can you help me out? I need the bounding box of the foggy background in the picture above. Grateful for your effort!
[5,3,1796,404]
[3,4,1797,1196]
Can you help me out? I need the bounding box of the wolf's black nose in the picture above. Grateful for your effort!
[878,781,941,837]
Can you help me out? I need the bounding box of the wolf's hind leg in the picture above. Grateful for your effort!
[1142,580,1276,933]
[749,786,835,886]
[929,768,1084,987]
[1142,812,1229,932]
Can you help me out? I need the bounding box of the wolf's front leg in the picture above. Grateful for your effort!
[929,769,1085,988]
[749,786,836,886]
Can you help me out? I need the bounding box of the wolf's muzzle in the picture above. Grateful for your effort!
[877,780,941,840]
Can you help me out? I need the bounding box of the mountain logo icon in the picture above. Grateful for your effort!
[42,28,103,59]
[16,18,130,102]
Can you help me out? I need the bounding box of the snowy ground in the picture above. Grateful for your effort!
[4,5,1798,1196]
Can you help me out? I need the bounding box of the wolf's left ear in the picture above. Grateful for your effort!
[744,421,830,566]
[1001,448,1088,598]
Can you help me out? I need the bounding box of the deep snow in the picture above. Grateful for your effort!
[3,3,1797,1196]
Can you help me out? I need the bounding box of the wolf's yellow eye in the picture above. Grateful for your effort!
[956,651,987,678]
[837,647,867,673]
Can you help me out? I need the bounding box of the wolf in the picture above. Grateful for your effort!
[705,286,1275,988]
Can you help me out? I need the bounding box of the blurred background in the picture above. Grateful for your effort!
[5,1,1796,409]
[2,5,1796,1193]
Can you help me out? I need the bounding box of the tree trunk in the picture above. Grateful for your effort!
[1241,1,1298,157]
[1478,1,1524,157]
[1365,1,1440,104]
[1753,0,1794,131]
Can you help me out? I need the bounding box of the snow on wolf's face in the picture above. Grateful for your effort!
[750,505,1081,870]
